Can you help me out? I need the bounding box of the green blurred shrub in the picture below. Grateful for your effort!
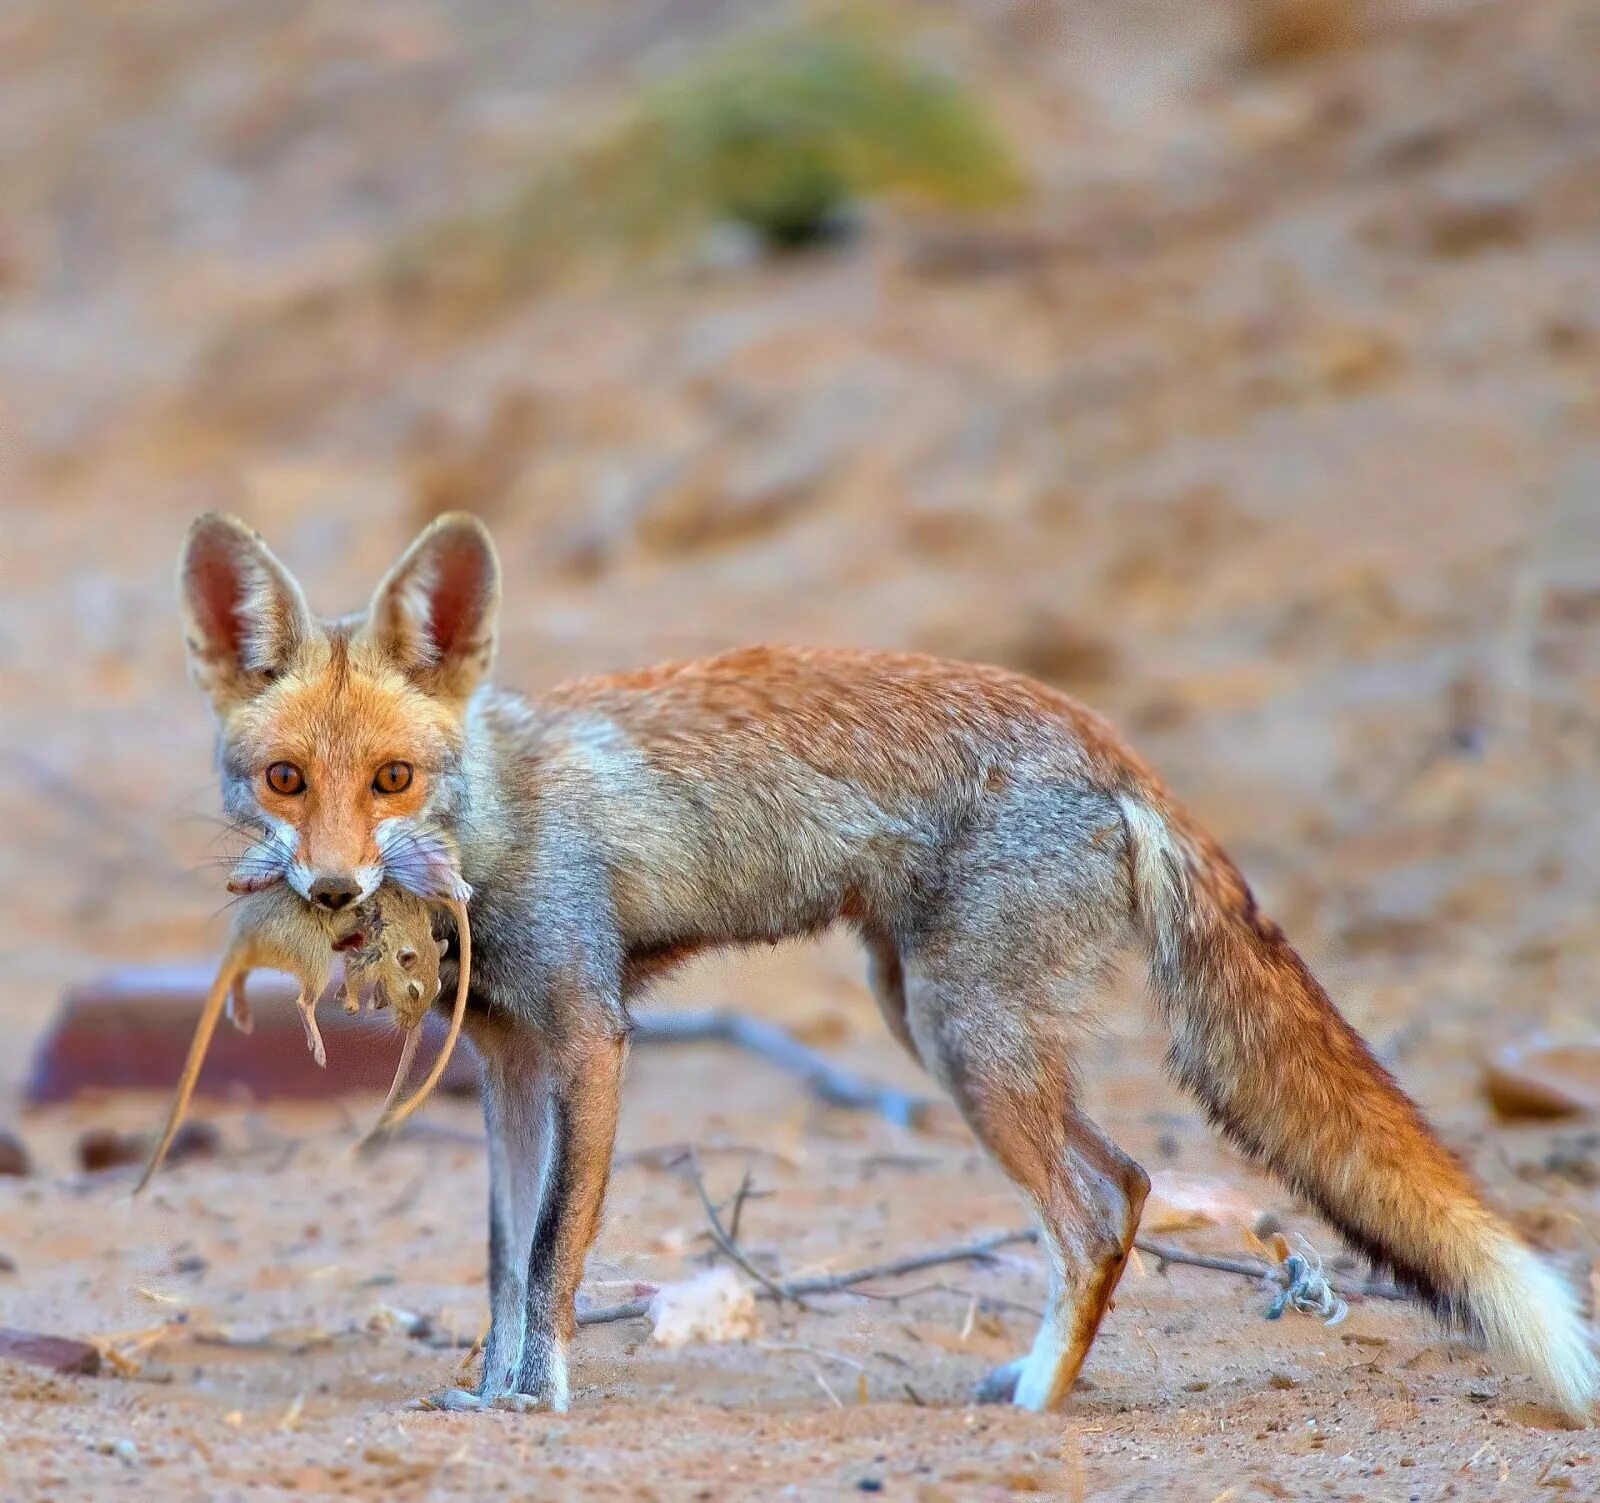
[607,24,1023,248]
[394,19,1022,314]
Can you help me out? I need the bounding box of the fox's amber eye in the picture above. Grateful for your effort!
[373,761,413,795]
[265,762,305,797]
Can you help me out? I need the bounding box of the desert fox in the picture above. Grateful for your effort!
[177,510,1597,1419]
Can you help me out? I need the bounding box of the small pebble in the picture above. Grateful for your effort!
[0,1329,102,1375]
[78,1120,219,1174]
[0,1129,31,1177]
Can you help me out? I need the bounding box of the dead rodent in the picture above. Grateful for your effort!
[213,881,443,1066]
[332,886,447,1029]
[137,849,472,1192]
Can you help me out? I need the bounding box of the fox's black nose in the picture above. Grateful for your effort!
[308,875,361,912]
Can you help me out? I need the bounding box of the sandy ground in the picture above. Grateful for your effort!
[5,1021,1598,1502]
[3,0,1600,1497]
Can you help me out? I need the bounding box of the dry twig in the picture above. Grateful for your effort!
[631,1007,932,1128]
[567,1224,1404,1331]
[683,1150,808,1310]
[1133,1236,1405,1303]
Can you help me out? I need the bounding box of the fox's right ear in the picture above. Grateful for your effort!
[365,512,500,707]
[178,514,314,714]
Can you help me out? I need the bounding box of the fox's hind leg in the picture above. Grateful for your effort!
[974,1106,1148,1410]
[901,932,1147,1410]
[863,929,922,1067]
[895,782,1150,1409]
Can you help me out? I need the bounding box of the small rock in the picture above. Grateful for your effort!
[78,1120,219,1174]
[30,966,479,1105]
[0,1252,17,1274]
[366,1304,433,1340]
[94,1438,138,1464]
[0,1328,102,1376]
[0,1129,30,1176]
[1485,1038,1600,1120]
[648,1266,760,1347]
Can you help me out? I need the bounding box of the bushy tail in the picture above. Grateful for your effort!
[1118,790,1597,1421]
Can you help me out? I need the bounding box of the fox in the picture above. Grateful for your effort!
[176,509,1597,1421]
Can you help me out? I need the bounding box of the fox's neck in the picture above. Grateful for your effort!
[442,684,529,890]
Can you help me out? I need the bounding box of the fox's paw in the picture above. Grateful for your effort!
[513,1337,570,1413]
[972,1359,1024,1405]
[407,1387,487,1412]
[407,1386,566,1415]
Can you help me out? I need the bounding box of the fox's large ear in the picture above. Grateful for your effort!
[178,514,315,714]
[365,513,500,705]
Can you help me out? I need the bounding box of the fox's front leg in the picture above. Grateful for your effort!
[416,1011,626,1414]
[478,1025,555,1405]
[509,1021,627,1411]
[416,1021,551,1413]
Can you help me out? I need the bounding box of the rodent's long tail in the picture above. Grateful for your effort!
[365,895,471,1140]
[1118,790,1597,1420]
[136,950,238,1194]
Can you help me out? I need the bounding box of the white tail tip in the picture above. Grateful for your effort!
[1477,1237,1598,1422]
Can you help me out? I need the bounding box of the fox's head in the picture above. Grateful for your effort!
[179,512,499,910]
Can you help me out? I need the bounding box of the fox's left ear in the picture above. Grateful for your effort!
[179,513,316,715]
[366,513,501,705]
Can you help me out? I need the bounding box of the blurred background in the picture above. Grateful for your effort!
[6,0,1600,1100]
[2,0,1600,1486]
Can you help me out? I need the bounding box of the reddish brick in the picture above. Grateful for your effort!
[26,966,479,1106]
